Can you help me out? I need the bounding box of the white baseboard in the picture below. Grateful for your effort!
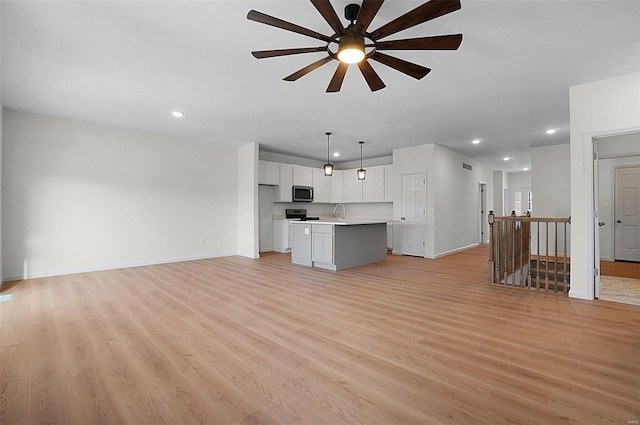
[2,252,236,282]
[435,243,480,258]
[569,289,593,300]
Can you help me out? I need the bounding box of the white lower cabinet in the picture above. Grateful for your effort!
[312,224,334,266]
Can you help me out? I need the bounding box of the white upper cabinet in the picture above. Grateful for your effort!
[342,169,363,203]
[293,165,313,187]
[312,168,332,203]
[363,165,385,203]
[264,159,391,204]
[384,164,394,202]
[330,169,343,203]
[258,160,280,185]
[276,163,293,202]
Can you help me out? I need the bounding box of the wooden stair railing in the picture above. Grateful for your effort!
[488,211,571,293]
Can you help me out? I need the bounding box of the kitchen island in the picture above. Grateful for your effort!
[291,220,389,270]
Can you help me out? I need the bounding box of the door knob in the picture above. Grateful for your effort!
[401,217,406,220]
[616,220,622,223]
[598,222,605,226]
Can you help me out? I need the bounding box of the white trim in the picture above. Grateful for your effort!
[2,252,236,282]
[568,289,590,300]
[575,125,640,301]
[435,243,480,258]
[599,151,640,159]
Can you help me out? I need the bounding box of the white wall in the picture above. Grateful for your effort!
[0,106,3,286]
[569,71,640,300]
[2,110,239,280]
[493,171,505,216]
[0,4,3,285]
[237,143,259,259]
[598,132,640,156]
[530,144,571,257]
[531,144,571,218]
[433,144,494,256]
[392,144,434,257]
[392,143,494,259]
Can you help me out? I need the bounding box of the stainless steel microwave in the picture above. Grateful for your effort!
[292,186,314,202]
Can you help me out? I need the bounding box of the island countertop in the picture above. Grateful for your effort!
[291,218,394,226]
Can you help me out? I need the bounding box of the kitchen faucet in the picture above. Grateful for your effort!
[333,203,346,220]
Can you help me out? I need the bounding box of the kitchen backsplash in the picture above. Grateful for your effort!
[270,202,393,219]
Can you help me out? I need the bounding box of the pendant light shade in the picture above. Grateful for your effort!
[324,132,333,176]
[357,141,366,180]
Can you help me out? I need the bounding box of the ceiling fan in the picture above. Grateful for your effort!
[247,0,463,93]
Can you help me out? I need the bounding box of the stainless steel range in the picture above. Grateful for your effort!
[285,209,319,221]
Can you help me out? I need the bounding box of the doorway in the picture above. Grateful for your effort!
[594,133,640,305]
[401,173,426,257]
[479,182,487,244]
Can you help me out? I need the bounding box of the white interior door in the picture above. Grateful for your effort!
[401,173,426,257]
[614,166,640,261]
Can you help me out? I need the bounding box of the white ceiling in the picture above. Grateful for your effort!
[2,1,639,171]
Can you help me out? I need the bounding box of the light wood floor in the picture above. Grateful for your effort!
[1,246,638,424]
[600,276,640,306]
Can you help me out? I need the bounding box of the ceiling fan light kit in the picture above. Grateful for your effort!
[248,0,463,93]
[337,34,365,64]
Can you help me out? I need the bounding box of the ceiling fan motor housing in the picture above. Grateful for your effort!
[344,4,360,23]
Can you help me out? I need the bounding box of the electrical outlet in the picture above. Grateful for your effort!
[202,239,206,245]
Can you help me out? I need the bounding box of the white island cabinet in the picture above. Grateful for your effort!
[291,222,312,266]
[291,220,388,270]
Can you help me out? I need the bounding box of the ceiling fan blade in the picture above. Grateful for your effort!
[369,0,461,41]
[284,56,334,81]
[374,34,463,51]
[252,47,327,59]
[247,10,334,43]
[326,62,349,93]
[310,0,345,36]
[354,0,384,35]
[370,52,431,80]
[357,60,386,91]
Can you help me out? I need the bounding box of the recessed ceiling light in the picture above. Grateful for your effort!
[472,139,481,145]
[523,167,529,171]
[546,129,556,134]
[503,157,510,161]
[333,152,340,157]
[171,111,184,118]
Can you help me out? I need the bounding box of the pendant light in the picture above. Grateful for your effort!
[324,132,334,176]
[357,141,366,180]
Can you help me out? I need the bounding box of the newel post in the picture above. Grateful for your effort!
[488,211,495,283]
